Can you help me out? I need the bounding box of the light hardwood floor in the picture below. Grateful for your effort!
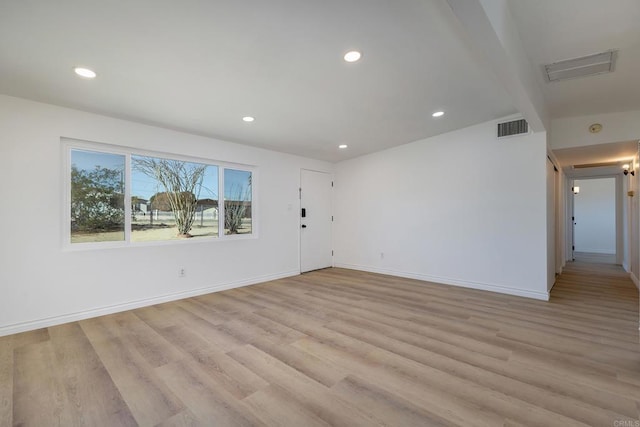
[1,262,639,426]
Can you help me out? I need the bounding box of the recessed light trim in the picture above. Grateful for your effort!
[432,111,444,118]
[338,144,348,149]
[343,51,362,63]
[73,67,97,79]
[242,116,255,122]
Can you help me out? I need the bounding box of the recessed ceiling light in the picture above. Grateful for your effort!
[338,144,348,149]
[343,51,362,63]
[242,116,255,122]
[432,111,444,118]
[73,67,97,79]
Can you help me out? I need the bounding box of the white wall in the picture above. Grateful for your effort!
[629,151,640,288]
[0,95,332,335]
[615,175,624,264]
[546,158,556,291]
[564,174,574,263]
[446,0,548,132]
[573,178,616,254]
[555,165,565,273]
[333,119,549,300]
[479,0,549,131]
[623,172,630,270]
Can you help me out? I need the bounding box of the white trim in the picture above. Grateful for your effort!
[631,272,639,289]
[570,175,622,263]
[63,137,255,170]
[334,263,550,301]
[124,153,132,243]
[574,249,616,255]
[0,270,299,337]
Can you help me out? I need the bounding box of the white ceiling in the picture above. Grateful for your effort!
[508,0,640,174]
[553,140,638,168]
[0,0,516,162]
[508,0,640,119]
[553,140,638,177]
[1,1,638,162]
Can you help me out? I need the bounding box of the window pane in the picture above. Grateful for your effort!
[224,169,252,235]
[70,150,125,243]
[131,155,218,241]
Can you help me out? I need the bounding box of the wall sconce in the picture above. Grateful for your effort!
[623,164,635,175]
[572,186,580,194]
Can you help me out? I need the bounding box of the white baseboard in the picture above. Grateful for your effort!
[623,261,630,273]
[631,272,639,290]
[334,263,549,301]
[0,270,299,337]
[575,249,616,254]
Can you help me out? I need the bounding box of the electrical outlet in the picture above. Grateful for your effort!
[179,268,186,278]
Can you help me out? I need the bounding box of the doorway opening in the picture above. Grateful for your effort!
[572,177,617,265]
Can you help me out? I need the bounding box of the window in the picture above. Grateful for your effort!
[131,155,219,242]
[224,168,252,235]
[65,140,255,247]
[70,149,125,243]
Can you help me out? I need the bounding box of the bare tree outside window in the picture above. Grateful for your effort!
[224,169,252,235]
[133,156,208,238]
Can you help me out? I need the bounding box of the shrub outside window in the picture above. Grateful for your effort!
[70,149,125,243]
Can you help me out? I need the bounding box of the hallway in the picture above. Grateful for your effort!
[553,259,638,308]
[549,259,639,380]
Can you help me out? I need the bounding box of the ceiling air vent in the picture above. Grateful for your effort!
[497,118,528,138]
[544,50,617,82]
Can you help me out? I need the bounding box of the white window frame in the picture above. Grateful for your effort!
[62,138,257,251]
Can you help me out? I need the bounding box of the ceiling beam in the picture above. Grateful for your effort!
[446,0,548,132]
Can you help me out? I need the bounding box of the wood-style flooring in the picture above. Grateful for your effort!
[1,262,639,426]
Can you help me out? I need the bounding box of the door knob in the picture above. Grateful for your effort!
[301,224,307,228]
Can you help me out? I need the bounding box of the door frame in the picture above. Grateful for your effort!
[568,175,622,263]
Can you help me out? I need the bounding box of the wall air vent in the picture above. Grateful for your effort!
[544,50,617,82]
[497,118,529,138]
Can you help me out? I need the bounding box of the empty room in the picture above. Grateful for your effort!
[1,0,639,425]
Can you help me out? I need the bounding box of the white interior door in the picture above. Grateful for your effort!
[300,169,333,273]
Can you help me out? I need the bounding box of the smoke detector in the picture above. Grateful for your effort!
[588,123,602,133]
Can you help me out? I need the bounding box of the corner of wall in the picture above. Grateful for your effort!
[630,271,639,290]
